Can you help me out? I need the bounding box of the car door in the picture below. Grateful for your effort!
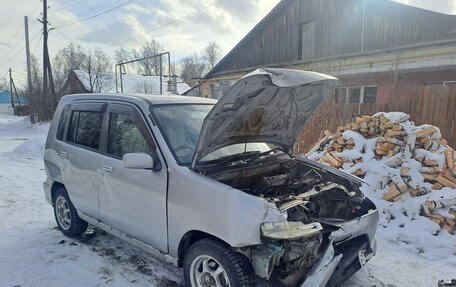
[60,102,107,219]
[98,103,168,252]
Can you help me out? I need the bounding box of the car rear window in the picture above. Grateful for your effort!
[67,111,103,150]
[56,105,70,141]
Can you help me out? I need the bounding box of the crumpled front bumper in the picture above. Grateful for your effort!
[301,208,379,287]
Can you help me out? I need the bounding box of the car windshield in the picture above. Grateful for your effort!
[151,104,274,166]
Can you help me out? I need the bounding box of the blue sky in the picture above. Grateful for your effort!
[0,0,455,86]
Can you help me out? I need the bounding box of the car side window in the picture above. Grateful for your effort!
[56,104,70,141]
[67,111,104,150]
[107,106,153,158]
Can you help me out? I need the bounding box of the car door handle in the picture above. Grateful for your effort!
[59,151,68,158]
[101,165,113,172]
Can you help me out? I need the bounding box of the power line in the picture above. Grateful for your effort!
[0,26,23,54]
[54,0,137,29]
[104,0,223,48]
[50,0,89,12]
[0,1,41,58]
[0,31,41,68]
[50,0,122,24]
[32,32,43,54]
[53,27,74,43]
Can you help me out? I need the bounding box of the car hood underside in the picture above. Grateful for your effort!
[190,68,338,168]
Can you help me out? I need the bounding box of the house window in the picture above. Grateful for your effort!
[363,86,377,103]
[349,88,361,103]
[334,88,347,103]
[335,86,377,104]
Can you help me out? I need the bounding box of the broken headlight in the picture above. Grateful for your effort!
[260,221,322,240]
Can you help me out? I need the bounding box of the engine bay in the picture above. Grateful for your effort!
[206,156,377,286]
[207,157,371,222]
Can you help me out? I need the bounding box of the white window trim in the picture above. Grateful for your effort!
[336,85,377,104]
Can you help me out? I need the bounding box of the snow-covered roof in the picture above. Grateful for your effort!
[72,70,191,95]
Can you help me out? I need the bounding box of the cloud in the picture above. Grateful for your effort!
[80,14,151,45]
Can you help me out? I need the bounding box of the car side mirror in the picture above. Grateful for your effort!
[122,153,155,169]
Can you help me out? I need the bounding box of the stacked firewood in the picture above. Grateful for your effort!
[307,113,456,234]
[422,198,456,235]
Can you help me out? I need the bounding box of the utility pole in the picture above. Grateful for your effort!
[24,16,32,93]
[8,68,15,115]
[42,0,48,101]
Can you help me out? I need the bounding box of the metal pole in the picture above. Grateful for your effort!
[42,0,48,100]
[9,68,15,115]
[159,55,162,95]
[167,52,171,92]
[120,69,124,93]
[115,64,118,93]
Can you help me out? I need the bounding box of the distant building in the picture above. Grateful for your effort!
[62,70,192,96]
[202,0,456,104]
[0,91,28,115]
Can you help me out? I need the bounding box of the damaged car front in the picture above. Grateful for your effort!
[187,69,379,286]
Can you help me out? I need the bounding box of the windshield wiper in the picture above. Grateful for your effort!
[244,147,285,164]
[197,151,260,167]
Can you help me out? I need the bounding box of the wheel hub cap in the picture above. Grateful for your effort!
[55,196,71,230]
[190,255,230,287]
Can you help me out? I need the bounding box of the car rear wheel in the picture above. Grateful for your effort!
[53,187,88,237]
[184,238,255,287]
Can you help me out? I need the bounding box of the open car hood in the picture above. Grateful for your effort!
[190,68,338,168]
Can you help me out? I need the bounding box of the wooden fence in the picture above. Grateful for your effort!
[295,83,456,153]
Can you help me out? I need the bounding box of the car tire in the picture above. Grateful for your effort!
[53,187,88,237]
[184,238,255,287]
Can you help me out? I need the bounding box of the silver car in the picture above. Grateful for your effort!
[43,68,378,287]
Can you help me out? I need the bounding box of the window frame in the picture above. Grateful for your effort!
[56,104,71,141]
[334,86,377,104]
[104,103,156,160]
[60,100,162,171]
[65,104,106,152]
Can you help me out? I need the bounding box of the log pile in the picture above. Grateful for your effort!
[306,112,456,234]
[422,198,456,235]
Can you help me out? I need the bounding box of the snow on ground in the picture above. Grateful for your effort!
[0,114,454,287]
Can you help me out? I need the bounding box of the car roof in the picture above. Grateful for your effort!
[62,93,218,105]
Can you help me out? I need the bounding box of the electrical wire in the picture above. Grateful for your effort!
[53,27,73,43]
[53,0,137,29]
[50,0,89,12]
[0,31,41,68]
[0,1,41,60]
[51,0,123,25]
[32,32,43,55]
[0,26,23,50]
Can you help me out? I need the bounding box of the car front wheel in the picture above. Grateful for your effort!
[53,187,88,237]
[184,238,255,287]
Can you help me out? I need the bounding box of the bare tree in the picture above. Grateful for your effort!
[53,43,87,94]
[180,53,206,87]
[81,48,113,93]
[25,54,51,121]
[0,77,8,91]
[132,81,159,94]
[139,40,163,75]
[114,48,132,74]
[202,41,222,72]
